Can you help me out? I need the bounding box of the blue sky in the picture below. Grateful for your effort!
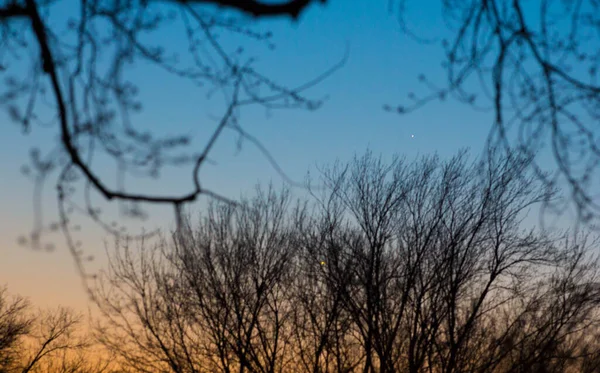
[0,0,540,309]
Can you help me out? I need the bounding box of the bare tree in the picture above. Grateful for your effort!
[290,206,360,373]
[0,0,338,283]
[484,242,600,373]
[93,185,302,373]
[0,286,32,372]
[91,149,600,373]
[173,186,300,373]
[391,0,600,228]
[92,234,191,373]
[0,286,113,373]
[18,307,88,373]
[24,345,116,373]
[305,149,600,373]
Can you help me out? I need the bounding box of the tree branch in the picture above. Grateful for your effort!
[174,0,324,19]
[26,0,235,206]
[0,3,28,19]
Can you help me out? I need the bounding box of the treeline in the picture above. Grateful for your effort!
[3,150,600,372]
[92,151,600,373]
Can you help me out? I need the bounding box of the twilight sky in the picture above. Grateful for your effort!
[0,0,556,311]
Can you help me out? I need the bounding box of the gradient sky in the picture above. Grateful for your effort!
[0,0,555,311]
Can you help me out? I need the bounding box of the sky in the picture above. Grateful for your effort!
[0,0,541,311]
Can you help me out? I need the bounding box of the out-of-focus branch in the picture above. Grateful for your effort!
[0,3,27,19]
[173,0,324,19]
[2,0,334,286]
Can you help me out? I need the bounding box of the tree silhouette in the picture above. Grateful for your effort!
[92,150,600,372]
[0,0,336,281]
[19,307,86,373]
[0,287,112,373]
[0,286,31,371]
[390,0,600,227]
[3,0,600,293]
